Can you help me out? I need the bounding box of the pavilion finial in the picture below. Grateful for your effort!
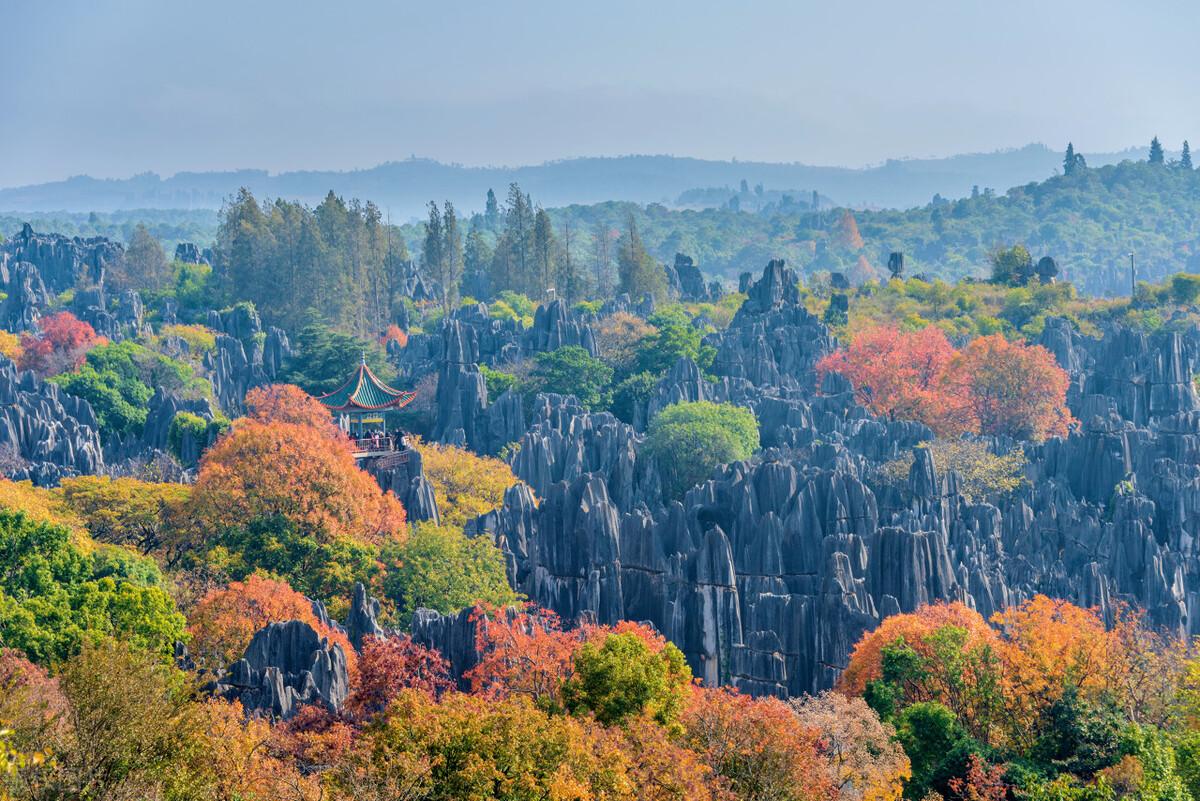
[361,350,367,366]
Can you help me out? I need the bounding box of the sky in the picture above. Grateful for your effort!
[1,0,1197,188]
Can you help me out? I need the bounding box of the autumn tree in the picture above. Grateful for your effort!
[186,574,355,675]
[17,312,105,377]
[188,418,406,546]
[244,382,343,437]
[55,475,193,561]
[344,634,453,721]
[594,311,657,375]
[413,438,519,528]
[682,687,835,801]
[467,606,585,709]
[791,691,910,801]
[328,690,627,801]
[834,209,865,250]
[943,334,1072,441]
[197,698,321,801]
[817,325,968,435]
[838,601,1005,741]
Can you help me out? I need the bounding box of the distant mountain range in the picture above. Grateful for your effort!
[0,145,1154,219]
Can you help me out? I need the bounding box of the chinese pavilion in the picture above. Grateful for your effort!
[315,357,417,444]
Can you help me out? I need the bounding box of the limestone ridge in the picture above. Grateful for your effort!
[416,261,1200,699]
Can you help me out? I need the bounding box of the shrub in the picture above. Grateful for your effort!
[645,401,759,499]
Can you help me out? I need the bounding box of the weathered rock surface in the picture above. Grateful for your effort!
[213,620,349,720]
[1,223,122,294]
[0,357,104,485]
[415,261,1200,699]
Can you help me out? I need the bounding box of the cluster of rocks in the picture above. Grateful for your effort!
[411,260,1200,700]
[203,304,292,413]
[0,356,104,484]
[1,223,122,294]
[664,253,724,303]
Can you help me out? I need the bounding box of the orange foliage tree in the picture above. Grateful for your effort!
[943,334,1073,440]
[245,383,345,439]
[791,691,910,801]
[198,698,322,801]
[186,574,356,675]
[817,325,968,434]
[990,595,1119,746]
[834,209,865,251]
[188,418,406,546]
[380,324,408,349]
[681,687,835,801]
[17,312,105,377]
[838,601,1005,740]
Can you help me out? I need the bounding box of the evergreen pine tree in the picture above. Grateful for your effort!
[590,220,614,300]
[1063,143,1076,176]
[532,208,558,300]
[463,217,492,300]
[617,216,666,301]
[1182,141,1193,170]
[1149,136,1165,164]
[441,202,464,312]
[484,188,500,230]
[421,201,445,307]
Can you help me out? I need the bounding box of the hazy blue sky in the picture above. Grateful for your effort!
[2,0,1196,188]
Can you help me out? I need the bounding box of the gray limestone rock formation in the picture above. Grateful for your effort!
[213,620,349,720]
[0,357,103,485]
[2,224,122,294]
[412,261,1200,700]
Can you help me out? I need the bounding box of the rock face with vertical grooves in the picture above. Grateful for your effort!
[0,357,104,485]
[213,620,349,720]
[1,223,123,294]
[413,260,1200,700]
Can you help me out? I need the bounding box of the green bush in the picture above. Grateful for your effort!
[479,364,518,399]
[562,631,691,728]
[381,522,518,629]
[610,371,659,424]
[645,401,759,499]
[529,345,613,410]
[0,511,185,664]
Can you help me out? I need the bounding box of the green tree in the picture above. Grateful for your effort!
[990,244,1035,286]
[533,208,558,300]
[463,216,493,300]
[0,511,185,664]
[562,631,692,728]
[484,187,500,230]
[610,371,659,424]
[491,184,535,297]
[617,216,666,301]
[634,308,715,375]
[528,345,614,410]
[1150,136,1165,165]
[645,401,760,499]
[280,318,393,394]
[422,201,446,309]
[894,702,974,800]
[1182,140,1193,170]
[119,224,169,292]
[382,522,517,629]
[1063,142,1086,176]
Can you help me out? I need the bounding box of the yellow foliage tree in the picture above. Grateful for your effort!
[414,438,523,528]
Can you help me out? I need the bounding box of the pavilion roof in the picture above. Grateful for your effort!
[316,360,416,412]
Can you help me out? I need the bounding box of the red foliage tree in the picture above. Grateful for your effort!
[466,605,587,707]
[943,334,1073,440]
[816,325,969,435]
[947,754,1008,801]
[344,634,452,721]
[17,312,105,377]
